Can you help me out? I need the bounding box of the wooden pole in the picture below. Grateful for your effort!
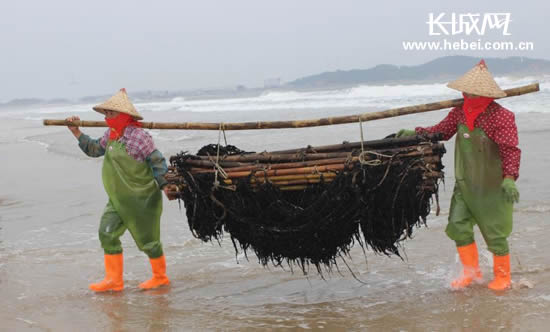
[43,83,539,130]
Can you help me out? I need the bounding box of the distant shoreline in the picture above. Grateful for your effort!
[2,55,549,110]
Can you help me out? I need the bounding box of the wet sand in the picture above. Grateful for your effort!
[1,110,550,331]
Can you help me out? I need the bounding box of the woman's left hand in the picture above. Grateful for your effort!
[163,184,178,200]
[501,177,519,203]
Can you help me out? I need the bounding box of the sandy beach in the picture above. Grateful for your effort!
[1,93,550,331]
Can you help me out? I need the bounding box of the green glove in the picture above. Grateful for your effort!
[501,178,519,203]
[396,129,416,137]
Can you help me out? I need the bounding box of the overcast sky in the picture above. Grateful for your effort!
[1,0,549,100]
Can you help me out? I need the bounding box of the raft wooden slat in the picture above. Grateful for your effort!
[166,166,442,183]
[178,155,441,173]
[43,83,539,130]
[166,172,339,183]
[222,164,350,178]
[269,133,444,154]
[168,173,442,189]
[269,173,441,192]
[177,135,444,164]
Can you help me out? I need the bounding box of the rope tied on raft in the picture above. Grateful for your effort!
[357,118,387,166]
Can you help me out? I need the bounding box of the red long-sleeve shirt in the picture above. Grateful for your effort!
[415,101,521,179]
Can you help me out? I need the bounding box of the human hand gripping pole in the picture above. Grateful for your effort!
[162,184,178,200]
[66,116,82,139]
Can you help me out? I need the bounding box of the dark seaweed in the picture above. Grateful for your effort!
[170,138,444,275]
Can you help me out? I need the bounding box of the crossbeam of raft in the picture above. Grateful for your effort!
[43,83,539,130]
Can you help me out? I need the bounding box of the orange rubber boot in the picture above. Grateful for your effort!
[451,242,483,289]
[89,253,124,292]
[488,254,511,290]
[139,255,170,290]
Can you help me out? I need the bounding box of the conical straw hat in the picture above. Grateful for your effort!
[447,59,506,98]
[93,88,143,120]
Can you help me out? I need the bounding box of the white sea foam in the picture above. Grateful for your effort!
[136,82,458,113]
[495,75,545,88]
[4,76,548,118]
[32,103,95,114]
[137,76,549,114]
[20,136,50,150]
[516,204,550,214]
[23,116,45,121]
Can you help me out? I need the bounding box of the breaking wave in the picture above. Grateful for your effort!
[3,75,547,118]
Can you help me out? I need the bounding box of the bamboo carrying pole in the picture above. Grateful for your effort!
[43,83,539,130]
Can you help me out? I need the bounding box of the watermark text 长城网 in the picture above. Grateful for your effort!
[403,13,534,52]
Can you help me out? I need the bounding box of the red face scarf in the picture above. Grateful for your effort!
[105,112,142,139]
[462,93,494,131]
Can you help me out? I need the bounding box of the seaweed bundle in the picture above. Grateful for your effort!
[166,133,446,274]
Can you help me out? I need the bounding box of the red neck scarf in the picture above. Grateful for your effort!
[105,113,142,139]
[462,93,494,131]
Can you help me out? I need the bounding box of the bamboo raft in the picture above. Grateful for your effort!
[166,133,446,273]
[165,134,445,194]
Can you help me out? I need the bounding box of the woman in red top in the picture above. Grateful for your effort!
[67,89,174,292]
[398,60,520,291]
